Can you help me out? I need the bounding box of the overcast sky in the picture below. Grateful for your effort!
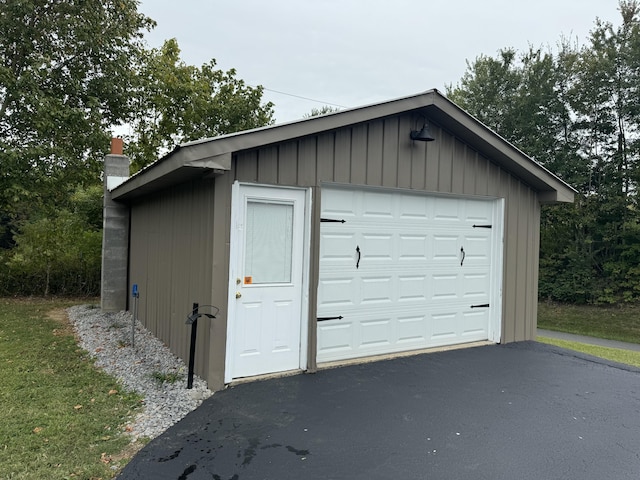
[138,0,623,124]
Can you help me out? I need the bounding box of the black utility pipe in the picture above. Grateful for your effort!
[185,303,217,389]
[187,302,198,389]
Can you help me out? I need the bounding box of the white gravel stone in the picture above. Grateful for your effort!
[67,305,213,441]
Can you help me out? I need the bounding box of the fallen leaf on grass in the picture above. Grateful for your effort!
[100,452,111,464]
[33,427,43,434]
[74,404,83,410]
[108,389,118,395]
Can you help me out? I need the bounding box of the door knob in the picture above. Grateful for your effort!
[235,292,242,299]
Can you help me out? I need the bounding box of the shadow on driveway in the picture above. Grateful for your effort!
[118,342,640,480]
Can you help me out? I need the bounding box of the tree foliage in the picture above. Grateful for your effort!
[125,38,274,171]
[0,0,154,221]
[447,0,640,303]
[0,2,275,296]
[303,105,341,118]
[0,186,103,296]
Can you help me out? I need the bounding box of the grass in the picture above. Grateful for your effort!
[537,336,640,368]
[538,301,640,344]
[0,298,143,480]
[150,371,182,385]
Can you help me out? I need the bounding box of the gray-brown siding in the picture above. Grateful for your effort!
[128,178,229,388]
[129,111,543,391]
[230,113,541,354]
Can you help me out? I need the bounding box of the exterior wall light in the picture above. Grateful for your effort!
[410,123,435,142]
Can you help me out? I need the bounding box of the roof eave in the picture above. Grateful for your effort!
[111,151,231,200]
[111,89,575,204]
[426,94,576,203]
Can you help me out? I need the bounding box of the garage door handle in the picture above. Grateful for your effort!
[356,246,361,269]
[460,246,465,266]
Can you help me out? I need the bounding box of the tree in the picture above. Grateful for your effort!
[303,105,341,118]
[0,4,278,296]
[0,185,103,296]
[448,2,640,303]
[447,46,585,186]
[125,38,275,171]
[0,0,154,233]
[447,49,521,135]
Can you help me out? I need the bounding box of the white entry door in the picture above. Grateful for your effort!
[227,184,307,381]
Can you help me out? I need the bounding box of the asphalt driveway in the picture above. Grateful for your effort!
[119,342,640,479]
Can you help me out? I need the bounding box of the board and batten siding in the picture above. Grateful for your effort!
[128,177,230,388]
[230,113,542,362]
[129,111,544,390]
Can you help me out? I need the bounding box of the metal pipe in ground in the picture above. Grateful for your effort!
[187,302,198,389]
[131,284,139,348]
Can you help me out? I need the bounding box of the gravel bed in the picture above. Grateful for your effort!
[67,305,212,441]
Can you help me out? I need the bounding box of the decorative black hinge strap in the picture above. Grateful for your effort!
[317,316,344,322]
[472,224,492,228]
[470,304,490,309]
[321,218,346,223]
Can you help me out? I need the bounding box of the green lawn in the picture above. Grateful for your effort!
[0,298,142,480]
[538,301,640,368]
[537,336,640,368]
[538,301,640,344]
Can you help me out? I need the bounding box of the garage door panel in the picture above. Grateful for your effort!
[430,273,458,301]
[433,197,462,222]
[398,275,428,303]
[463,272,491,299]
[317,277,356,308]
[399,194,430,221]
[361,233,394,262]
[398,234,429,262]
[317,187,499,364]
[319,232,358,266]
[317,322,353,356]
[360,275,394,305]
[429,311,458,342]
[465,199,493,224]
[322,269,491,308]
[397,314,428,344]
[362,191,394,219]
[322,189,359,218]
[433,235,461,261]
[461,309,490,338]
[360,317,393,348]
[462,234,492,264]
[429,269,491,304]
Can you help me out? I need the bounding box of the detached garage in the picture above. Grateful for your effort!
[102,89,575,392]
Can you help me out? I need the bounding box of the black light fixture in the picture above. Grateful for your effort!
[410,123,435,142]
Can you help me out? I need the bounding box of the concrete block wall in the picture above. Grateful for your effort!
[101,139,130,312]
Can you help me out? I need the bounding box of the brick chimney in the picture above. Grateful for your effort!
[110,137,124,155]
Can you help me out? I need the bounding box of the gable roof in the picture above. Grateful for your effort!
[112,89,575,203]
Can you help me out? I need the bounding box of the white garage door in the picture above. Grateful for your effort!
[317,187,503,363]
